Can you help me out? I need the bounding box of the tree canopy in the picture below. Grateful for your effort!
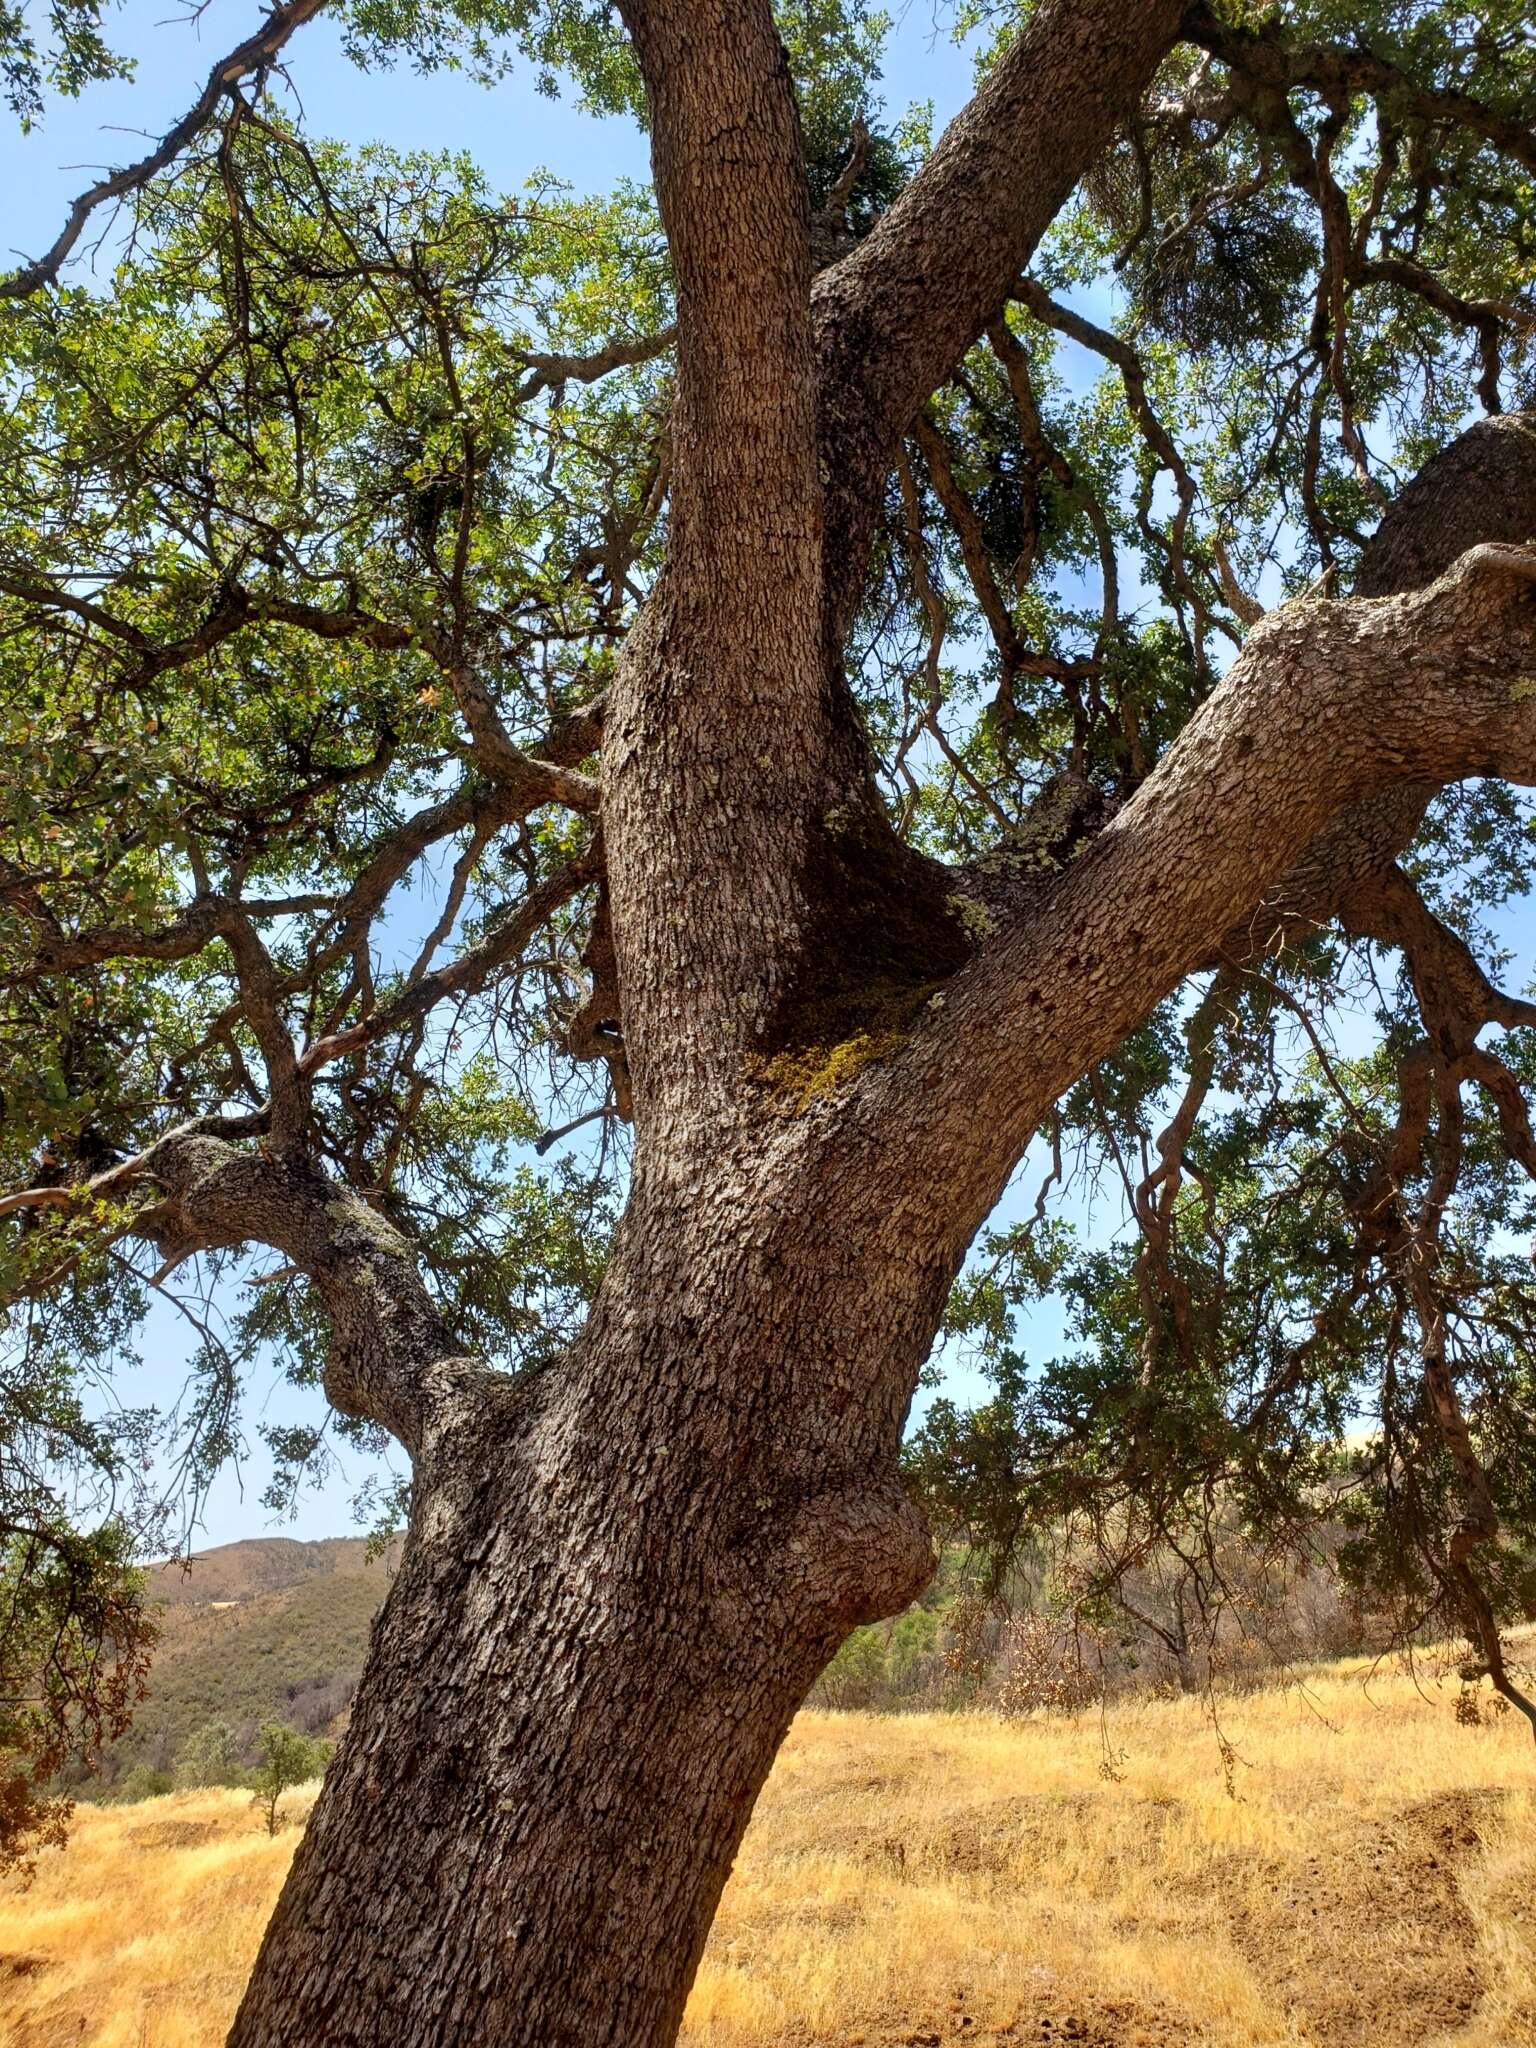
[3,0,1536,1873]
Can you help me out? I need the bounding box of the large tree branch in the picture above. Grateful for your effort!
[871,542,1536,1249]
[812,0,1186,639]
[0,1106,267,1221]
[600,0,840,1117]
[144,1134,474,1452]
[0,1127,507,1457]
[221,907,308,1149]
[1218,411,1536,962]
[615,0,817,561]
[513,328,676,403]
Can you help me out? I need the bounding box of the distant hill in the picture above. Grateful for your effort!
[82,1535,403,1791]
[147,1533,393,1607]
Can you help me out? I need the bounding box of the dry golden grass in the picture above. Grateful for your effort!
[3,1647,1534,2048]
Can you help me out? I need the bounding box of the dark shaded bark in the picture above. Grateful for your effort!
[229,1127,943,2048]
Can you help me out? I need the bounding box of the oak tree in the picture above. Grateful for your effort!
[3,0,1536,2041]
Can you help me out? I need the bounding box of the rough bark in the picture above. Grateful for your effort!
[228,1121,944,2048]
[223,527,1536,2048]
[601,0,828,1127]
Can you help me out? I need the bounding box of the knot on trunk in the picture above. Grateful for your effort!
[742,1471,935,1640]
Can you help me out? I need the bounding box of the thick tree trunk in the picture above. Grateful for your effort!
[228,1132,942,2048]
[227,1463,835,2048]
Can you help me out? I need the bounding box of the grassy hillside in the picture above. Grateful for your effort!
[110,1572,384,1782]
[84,1537,400,1789]
[8,1649,1535,2047]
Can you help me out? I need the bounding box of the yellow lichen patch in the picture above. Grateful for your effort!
[744,981,942,1109]
[746,1026,910,1110]
[945,892,998,944]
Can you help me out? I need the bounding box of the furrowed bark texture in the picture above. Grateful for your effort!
[221,9,1536,2048]
[227,1119,944,2048]
[601,0,829,1127]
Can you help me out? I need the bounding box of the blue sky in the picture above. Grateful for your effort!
[2,0,983,262]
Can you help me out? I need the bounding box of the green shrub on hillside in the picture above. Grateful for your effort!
[115,1766,173,1802]
[175,1719,246,1790]
[812,1607,943,1712]
[74,1566,378,1792]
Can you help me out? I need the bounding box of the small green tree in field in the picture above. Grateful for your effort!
[250,1722,329,1837]
[175,1719,244,1790]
